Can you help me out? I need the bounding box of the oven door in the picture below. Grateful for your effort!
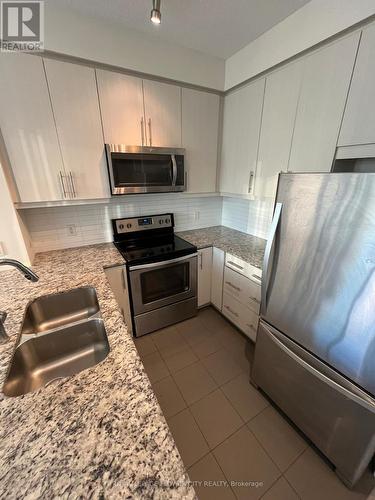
[106,146,185,194]
[129,254,197,315]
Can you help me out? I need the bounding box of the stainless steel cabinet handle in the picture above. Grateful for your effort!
[225,281,241,292]
[148,118,152,147]
[69,171,76,198]
[249,296,260,304]
[199,252,203,270]
[121,269,126,290]
[246,323,255,330]
[141,117,145,146]
[261,203,282,316]
[248,170,254,194]
[227,261,244,270]
[59,171,67,199]
[185,171,188,190]
[224,305,239,317]
[251,273,261,282]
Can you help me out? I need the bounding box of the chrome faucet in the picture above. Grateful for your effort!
[0,258,39,343]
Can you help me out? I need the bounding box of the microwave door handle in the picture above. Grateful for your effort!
[171,155,177,186]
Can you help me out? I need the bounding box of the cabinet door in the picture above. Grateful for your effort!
[288,32,360,173]
[220,79,265,195]
[338,24,375,146]
[255,60,303,199]
[211,247,224,310]
[182,88,219,193]
[96,69,145,145]
[143,80,182,147]
[0,53,64,202]
[44,59,109,200]
[198,247,212,307]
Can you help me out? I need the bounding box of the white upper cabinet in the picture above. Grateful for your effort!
[182,88,220,193]
[255,60,303,199]
[44,59,109,200]
[0,53,64,202]
[143,80,182,147]
[220,78,265,196]
[338,24,375,146]
[96,69,146,145]
[288,32,360,173]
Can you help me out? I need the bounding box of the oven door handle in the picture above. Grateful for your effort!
[129,253,197,271]
[171,155,177,186]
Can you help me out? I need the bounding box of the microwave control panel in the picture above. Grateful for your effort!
[114,214,173,234]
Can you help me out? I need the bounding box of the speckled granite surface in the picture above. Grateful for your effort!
[177,226,266,269]
[0,244,195,499]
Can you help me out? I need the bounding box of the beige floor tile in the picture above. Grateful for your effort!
[167,408,209,468]
[199,307,233,333]
[248,406,307,472]
[222,373,269,422]
[173,360,217,405]
[202,348,243,386]
[261,477,299,500]
[285,448,374,500]
[133,334,157,358]
[191,333,224,359]
[177,315,214,346]
[214,427,281,500]
[152,376,186,418]
[142,351,169,384]
[190,389,243,449]
[163,346,198,373]
[188,453,236,500]
[151,325,188,358]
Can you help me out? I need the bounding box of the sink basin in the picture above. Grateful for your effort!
[21,286,100,334]
[3,287,110,397]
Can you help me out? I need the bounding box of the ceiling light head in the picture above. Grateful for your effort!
[151,0,161,24]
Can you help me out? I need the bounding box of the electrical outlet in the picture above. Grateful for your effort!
[66,224,77,236]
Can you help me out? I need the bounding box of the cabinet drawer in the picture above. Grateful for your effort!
[224,266,260,314]
[222,292,259,342]
[225,253,262,285]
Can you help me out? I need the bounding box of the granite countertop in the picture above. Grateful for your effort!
[0,244,195,499]
[177,226,266,269]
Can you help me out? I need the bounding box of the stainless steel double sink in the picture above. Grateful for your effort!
[3,287,110,397]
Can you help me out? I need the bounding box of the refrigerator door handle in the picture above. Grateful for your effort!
[261,202,282,316]
[265,323,375,413]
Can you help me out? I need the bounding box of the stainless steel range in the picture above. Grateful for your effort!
[112,213,198,337]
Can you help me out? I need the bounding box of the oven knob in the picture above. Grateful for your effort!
[119,224,124,230]
[166,218,170,224]
[159,219,164,224]
[127,223,132,228]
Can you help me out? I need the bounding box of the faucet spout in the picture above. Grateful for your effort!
[0,258,39,282]
[0,258,39,343]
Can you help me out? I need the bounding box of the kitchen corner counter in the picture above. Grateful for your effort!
[177,226,266,269]
[0,244,195,499]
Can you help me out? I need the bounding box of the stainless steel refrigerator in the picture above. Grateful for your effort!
[252,172,375,488]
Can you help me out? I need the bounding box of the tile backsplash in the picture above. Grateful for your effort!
[21,194,273,253]
[222,197,273,239]
[21,195,223,253]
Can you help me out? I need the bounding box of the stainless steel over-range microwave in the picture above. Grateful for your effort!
[105,144,186,195]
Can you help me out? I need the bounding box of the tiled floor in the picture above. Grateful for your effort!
[134,307,375,500]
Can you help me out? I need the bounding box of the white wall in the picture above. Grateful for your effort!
[23,196,223,253]
[225,0,375,90]
[45,4,224,91]
[0,163,33,264]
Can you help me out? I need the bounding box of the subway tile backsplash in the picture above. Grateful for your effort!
[21,195,273,253]
[21,195,223,253]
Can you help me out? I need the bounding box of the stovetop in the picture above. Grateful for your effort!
[115,234,197,266]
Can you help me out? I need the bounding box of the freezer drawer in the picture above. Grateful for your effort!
[252,320,375,487]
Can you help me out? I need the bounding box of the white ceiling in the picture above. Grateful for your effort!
[47,0,311,59]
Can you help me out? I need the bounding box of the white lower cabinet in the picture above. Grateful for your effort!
[211,247,225,310]
[222,292,259,342]
[197,248,213,307]
[223,266,260,314]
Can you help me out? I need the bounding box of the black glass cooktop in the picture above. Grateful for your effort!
[115,235,197,266]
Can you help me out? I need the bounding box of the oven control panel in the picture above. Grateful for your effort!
[115,214,173,234]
